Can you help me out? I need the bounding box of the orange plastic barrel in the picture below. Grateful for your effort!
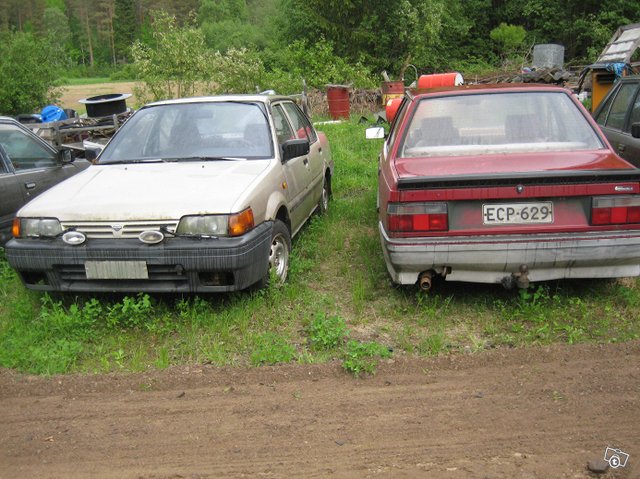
[417,72,464,89]
[385,97,403,124]
[326,85,350,119]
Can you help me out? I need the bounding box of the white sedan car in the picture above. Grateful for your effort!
[6,95,333,293]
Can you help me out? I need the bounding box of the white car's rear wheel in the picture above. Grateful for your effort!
[317,175,330,215]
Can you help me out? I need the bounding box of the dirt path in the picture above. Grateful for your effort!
[1,342,639,478]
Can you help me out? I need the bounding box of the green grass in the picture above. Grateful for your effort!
[60,77,130,86]
[1,119,640,375]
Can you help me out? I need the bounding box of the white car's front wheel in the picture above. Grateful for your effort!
[250,220,291,290]
[268,220,291,284]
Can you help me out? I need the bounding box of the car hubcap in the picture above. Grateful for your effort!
[269,234,289,282]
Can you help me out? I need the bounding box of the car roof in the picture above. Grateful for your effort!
[145,94,296,108]
[0,116,20,124]
[407,83,572,100]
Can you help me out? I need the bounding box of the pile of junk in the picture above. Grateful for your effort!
[577,23,640,112]
[372,22,640,120]
[16,93,133,156]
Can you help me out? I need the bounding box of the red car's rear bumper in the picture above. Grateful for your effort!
[380,222,640,285]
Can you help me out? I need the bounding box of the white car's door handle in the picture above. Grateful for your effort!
[303,158,309,166]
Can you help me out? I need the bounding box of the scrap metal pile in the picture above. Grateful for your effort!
[25,111,132,151]
[475,67,577,86]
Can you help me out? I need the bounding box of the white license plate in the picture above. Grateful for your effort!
[482,202,553,225]
[85,261,149,280]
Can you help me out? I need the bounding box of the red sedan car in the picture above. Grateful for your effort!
[372,84,640,290]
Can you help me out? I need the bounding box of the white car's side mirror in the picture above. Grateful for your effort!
[366,127,385,140]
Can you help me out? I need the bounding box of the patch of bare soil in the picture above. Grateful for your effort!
[1,342,639,478]
[58,82,140,112]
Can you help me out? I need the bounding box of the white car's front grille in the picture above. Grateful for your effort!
[60,220,179,239]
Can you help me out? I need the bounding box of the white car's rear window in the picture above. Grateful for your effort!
[400,92,604,158]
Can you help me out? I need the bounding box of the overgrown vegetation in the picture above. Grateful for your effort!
[0,31,61,115]
[3,0,640,113]
[1,120,639,376]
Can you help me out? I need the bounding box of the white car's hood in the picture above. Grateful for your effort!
[19,160,271,220]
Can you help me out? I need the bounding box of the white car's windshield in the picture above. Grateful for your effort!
[400,91,604,158]
[99,102,273,163]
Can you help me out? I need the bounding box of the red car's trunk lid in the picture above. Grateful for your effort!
[394,150,631,179]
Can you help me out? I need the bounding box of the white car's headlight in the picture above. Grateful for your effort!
[176,215,228,236]
[176,209,254,237]
[14,218,63,238]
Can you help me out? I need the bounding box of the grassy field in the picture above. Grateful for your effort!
[1,120,639,375]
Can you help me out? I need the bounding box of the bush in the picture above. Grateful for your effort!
[342,340,391,377]
[307,314,348,350]
[250,332,296,365]
[212,48,266,93]
[262,39,376,94]
[0,31,61,115]
[490,23,527,59]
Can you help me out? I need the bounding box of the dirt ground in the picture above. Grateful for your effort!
[58,82,140,112]
[1,341,639,479]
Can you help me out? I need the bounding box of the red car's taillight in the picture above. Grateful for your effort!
[388,202,448,232]
[591,196,640,225]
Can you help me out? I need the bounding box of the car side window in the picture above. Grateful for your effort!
[595,89,614,126]
[0,125,56,171]
[282,102,317,143]
[604,83,639,131]
[388,98,410,146]
[272,105,295,145]
[628,88,640,131]
[0,143,8,173]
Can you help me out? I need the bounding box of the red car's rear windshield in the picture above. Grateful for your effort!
[399,91,604,158]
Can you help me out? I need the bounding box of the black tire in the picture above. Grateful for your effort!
[317,175,330,215]
[251,220,291,290]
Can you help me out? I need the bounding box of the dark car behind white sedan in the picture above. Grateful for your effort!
[0,117,89,244]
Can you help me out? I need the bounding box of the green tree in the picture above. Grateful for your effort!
[198,0,248,23]
[131,11,216,101]
[282,0,446,73]
[0,31,60,115]
[114,0,137,62]
[198,0,272,51]
[42,6,71,65]
[493,0,640,61]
